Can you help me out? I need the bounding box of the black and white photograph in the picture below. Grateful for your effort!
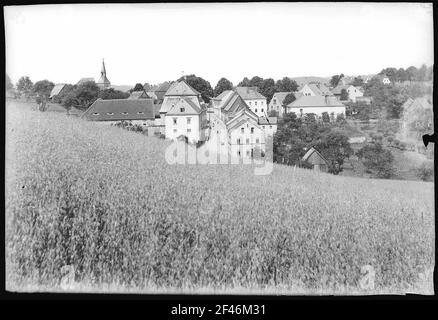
[4,3,435,297]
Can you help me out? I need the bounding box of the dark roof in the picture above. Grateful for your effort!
[258,117,278,125]
[77,78,95,85]
[82,98,155,121]
[156,81,174,92]
[302,147,328,165]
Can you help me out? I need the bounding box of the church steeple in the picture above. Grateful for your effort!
[97,58,111,89]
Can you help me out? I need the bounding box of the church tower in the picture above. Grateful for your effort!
[97,59,111,89]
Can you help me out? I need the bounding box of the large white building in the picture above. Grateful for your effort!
[286,95,346,118]
[207,89,277,159]
[159,80,207,143]
[235,87,268,117]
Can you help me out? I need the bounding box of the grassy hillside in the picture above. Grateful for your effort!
[5,101,434,294]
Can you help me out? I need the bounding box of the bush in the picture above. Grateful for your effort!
[416,162,434,181]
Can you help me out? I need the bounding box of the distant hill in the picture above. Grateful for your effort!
[111,85,133,92]
[290,76,331,86]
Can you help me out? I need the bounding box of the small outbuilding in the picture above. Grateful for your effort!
[301,147,329,172]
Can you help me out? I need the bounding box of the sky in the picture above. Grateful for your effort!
[4,3,434,87]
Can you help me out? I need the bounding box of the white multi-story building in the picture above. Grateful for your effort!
[160,80,207,143]
[235,87,268,117]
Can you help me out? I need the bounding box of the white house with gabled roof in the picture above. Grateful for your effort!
[235,87,268,117]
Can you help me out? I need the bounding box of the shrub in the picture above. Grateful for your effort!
[416,162,434,181]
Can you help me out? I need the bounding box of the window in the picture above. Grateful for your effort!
[237,138,241,145]
[187,117,191,124]
[241,128,244,134]
[173,118,177,125]
[121,112,128,115]
[187,128,191,133]
[137,111,144,114]
[238,150,241,156]
[173,129,177,133]
[251,127,254,134]
[261,108,264,113]
[92,112,99,115]
[269,125,272,129]
[273,99,277,104]
[180,107,185,112]
[255,101,258,106]
[249,102,252,105]
[246,150,250,156]
[107,112,114,115]
[255,109,258,113]
[256,138,259,143]
[246,138,249,144]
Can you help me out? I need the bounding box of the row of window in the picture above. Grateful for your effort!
[173,128,192,133]
[248,101,265,106]
[237,150,265,157]
[236,138,260,144]
[254,108,264,113]
[93,111,145,115]
[173,117,191,124]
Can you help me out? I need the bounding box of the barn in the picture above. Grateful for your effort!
[302,147,329,172]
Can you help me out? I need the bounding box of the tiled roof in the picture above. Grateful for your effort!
[82,98,155,121]
[308,83,333,96]
[164,80,200,96]
[288,95,345,108]
[166,97,203,116]
[302,147,328,164]
[128,90,150,99]
[235,87,266,100]
[258,117,278,125]
[77,78,95,85]
[49,83,67,98]
[156,81,174,92]
[270,92,292,105]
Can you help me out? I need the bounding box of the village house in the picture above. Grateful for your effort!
[128,89,150,99]
[286,95,346,118]
[148,81,174,103]
[332,84,364,102]
[235,86,268,117]
[398,97,433,145]
[160,80,207,142]
[299,83,333,97]
[49,83,67,100]
[301,147,329,172]
[226,107,266,159]
[81,98,156,129]
[76,77,95,86]
[268,92,292,117]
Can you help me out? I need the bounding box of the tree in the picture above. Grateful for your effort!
[406,66,418,82]
[356,142,394,178]
[351,77,364,87]
[396,68,408,82]
[322,112,330,123]
[61,81,99,111]
[132,83,144,92]
[417,64,428,81]
[282,93,296,115]
[178,74,214,103]
[415,161,434,181]
[276,77,298,92]
[6,74,13,91]
[237,77,251,87]
[316,131,353,174]
[330,74,344,88]
[259,78,277,104]
[98,88,130,100]
[143,83,153,91]
[33,80,55,99]
[213,77,233,97]
[340,88,349,101]
[379,67,398,82]
[16,76,34,99]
